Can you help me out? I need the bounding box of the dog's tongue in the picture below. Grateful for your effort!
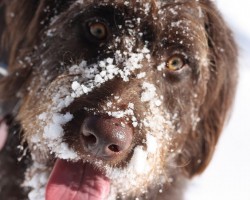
[46,159,110,200]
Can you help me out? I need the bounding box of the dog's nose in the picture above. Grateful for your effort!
[81,116,133,160]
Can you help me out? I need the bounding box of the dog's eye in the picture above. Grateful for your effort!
[88,21,108,40]
[166,55,186,71]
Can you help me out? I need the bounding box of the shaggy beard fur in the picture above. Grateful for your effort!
[0,0,237,200]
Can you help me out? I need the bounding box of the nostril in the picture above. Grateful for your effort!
[108,144,120,153]
[82,132,97,147]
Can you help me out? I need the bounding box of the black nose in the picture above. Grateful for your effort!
[81,115,133,160]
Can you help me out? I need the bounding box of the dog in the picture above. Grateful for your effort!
[0,0,238,199]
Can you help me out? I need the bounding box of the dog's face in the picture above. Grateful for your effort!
[0,0,237,199]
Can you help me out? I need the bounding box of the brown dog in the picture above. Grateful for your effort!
[0,0,237,199]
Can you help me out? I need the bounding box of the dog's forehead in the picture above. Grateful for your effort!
[75,1,202,34]
[73,0,203,21]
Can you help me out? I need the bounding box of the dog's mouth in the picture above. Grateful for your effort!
[46,159,110,200]
[44,115,135,199]
[28,92,170,199]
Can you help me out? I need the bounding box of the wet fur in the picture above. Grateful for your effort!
[0,0,237,199]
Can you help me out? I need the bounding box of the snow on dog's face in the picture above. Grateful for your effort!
[4,0,235,199]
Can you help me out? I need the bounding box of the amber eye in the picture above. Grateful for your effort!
[166,55,186,71]
[88,21,108,40]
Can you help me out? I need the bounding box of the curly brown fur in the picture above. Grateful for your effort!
[0,0,237,200]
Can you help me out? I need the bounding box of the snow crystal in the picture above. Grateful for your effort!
[53,112,73,124]
[169,8,178,15]
[155,99,162,107]
[171,20,182,27]
[143,3,151,15]
[157,62,166,71]
[55,142,78,160]
[44,123,63,140]
[146,134,158,153]
[109,110,127,118]
[141,82,156,102]
[38,112,47,121]
[129,146,150,174]
[137,72,146,79]
[46,28,56,37]
[43,113,72,140]
[26,173,47,200]
[71,81,81,91]
[107,105,135,120]
[23,162,49,200]
[94,74,104,84]
[128,103,134,109]
[40,112,78,160]
[30,134,41,143]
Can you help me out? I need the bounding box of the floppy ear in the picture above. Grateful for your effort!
[0,0,68,116]
[0,67,32,117]
[0,0,59,125]
[0,67,31,150]
[179,1,238,177]
[2,0,73,69]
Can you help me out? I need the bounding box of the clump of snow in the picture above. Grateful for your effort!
[23,161,49,200]
[43,113,72,140]
[157,62,166,71]
[141,82,157,102]
[46,28,56,37]
[146,134,158,153]
[44,122,63,140]
[128,146,150,174]
[137,72,146,79]
[70,46,151,98]
[36,112,78,160]
[71,81,81,91]
[169,8,178,15]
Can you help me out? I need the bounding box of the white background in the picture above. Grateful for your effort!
[186,0,250,199]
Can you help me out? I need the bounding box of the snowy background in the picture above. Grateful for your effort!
[186,0,250,199]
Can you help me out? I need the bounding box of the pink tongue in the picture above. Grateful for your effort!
[46,159,110,200]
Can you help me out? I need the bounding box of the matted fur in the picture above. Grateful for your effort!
[0,0,237,199]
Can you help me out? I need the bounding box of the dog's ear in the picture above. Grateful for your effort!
[0,66,31,150]
[0,0,70,115]
[0,2,7,65]
[1,1,35,115]
[179,1,238,177]
[2,0,72,69]
[0,67,31,118]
